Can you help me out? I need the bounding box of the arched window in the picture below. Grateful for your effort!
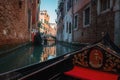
[100,0,110,12]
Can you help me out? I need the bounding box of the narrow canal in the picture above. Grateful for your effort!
[0,41,80,74]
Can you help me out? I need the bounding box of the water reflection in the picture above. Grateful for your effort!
[41,41,56,61]
[0,41,79,74]
[40,41,75,62]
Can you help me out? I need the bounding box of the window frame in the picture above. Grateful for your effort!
[100,0,110,11]
[74,14,79,30]
[69,22,72,34]
[75,0,78,4]
[97,0,113,15]
[83,5,91,28]
[66,22,68,33]
[67,0,72,11]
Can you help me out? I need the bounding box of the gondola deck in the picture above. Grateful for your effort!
[64,66,119,80]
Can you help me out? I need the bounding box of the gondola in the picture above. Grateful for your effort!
[0,34,120,80]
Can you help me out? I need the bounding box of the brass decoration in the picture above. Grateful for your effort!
[103,52,120,73]
[89,49,103,68]
[72,45,120,74]
[73,50,88,67]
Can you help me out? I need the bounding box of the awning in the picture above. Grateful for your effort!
[64,66,119,80]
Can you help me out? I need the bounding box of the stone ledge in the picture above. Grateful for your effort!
[0,42,31,56]
[56,41,88,48]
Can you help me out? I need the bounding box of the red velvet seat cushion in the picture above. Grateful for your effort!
[64,66,119,80]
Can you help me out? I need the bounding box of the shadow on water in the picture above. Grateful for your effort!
[31,45,43,63]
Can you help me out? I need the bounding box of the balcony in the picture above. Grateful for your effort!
[58,0,64,10]
[67,0,72,11]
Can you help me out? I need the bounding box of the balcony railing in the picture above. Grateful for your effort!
[58,0,64,10]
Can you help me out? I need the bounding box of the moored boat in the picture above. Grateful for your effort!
[0,34,120,80]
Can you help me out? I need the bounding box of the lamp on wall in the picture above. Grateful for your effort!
[92,0,97,5]
[19,0,24,8]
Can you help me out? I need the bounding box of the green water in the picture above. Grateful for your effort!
[0,41,80,74]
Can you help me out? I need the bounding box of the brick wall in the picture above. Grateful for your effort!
[91,1,115,42]
[0,0,30,49]
[74,1,115,44]
[96,11,115,41]
[32,0,37,29]
[74,3,97,43]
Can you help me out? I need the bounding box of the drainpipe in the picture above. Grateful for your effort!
[72,0,74,42]
[114,0,120,47]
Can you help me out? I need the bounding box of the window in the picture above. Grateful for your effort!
[44,19,46,23]
[69,23,72,34]
[62,25,64,29]
[97,0,112,14]
[66,22,68,33]
[74,15,78,29]
[41,13,44,15]
[75,0,78,4]
[81,32,84,36]
[19,0,22,9]
[67,0,72,11]
[100,0,110,12]
[83,7,90,26]
[41,19,43,23]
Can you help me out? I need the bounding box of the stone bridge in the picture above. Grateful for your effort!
[44,34,56,40]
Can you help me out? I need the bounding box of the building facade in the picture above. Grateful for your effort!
[73,0,91,43]
[56,0,65,41]
[49,23,57,37]
[39,10,50,35]
[32,0,40,31]
[39,10,56,39]
[31,0,41,42]
[57,0,120,46]
[0,0,40,50]
[63,0,73,43]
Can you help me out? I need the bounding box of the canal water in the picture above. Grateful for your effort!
[0,41,80,74]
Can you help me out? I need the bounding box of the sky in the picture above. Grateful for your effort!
[40,0,58,23]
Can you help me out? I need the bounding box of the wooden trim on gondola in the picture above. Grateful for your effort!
[72,45,120,73]
[20,54,71,80]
